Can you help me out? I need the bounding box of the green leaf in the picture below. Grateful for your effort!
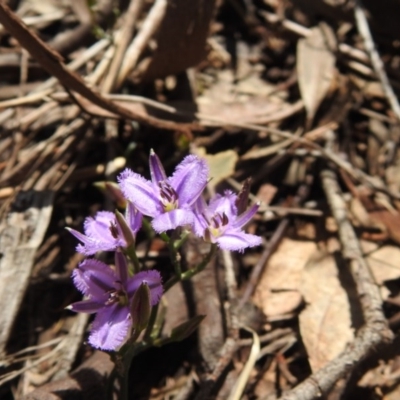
[170,315,205,342]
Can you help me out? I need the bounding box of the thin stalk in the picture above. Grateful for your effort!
[173,230,189,250]
[168,232,182,277]
[164,244,217,291]
[181,244,217,280]
[143,303,159,341]
[117,341,149,400]
[160,232,170,242]
[125,245,140,274]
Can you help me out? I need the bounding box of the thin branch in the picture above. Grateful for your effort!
[0,2,194,131]
[116,0,167,87]
[279,168,393,400]
[101,0,145,93]
[354,0,400,122]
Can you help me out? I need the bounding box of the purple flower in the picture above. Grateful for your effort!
[67,202,142,255]
[193,191,262,252]
[118,151,209,233]
[68,253,163,350]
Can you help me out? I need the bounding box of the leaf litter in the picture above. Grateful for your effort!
[1,0,400,399]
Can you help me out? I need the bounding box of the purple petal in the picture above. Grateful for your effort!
[169,155,209,206]
[72,259,115,300]
[88,305,131,350]
[75,240,119,256]
[127,270,163,306]
[151,209,194,233]
[192,198,208,236]
[149,150,167,184]
[216,230,262,252]
[126,202,142,233]
[118,169,162,217]
[69,299,103,313]
[67,228,106,256]
[232,203,259,229]
[208,191,237,220]
[68,211,121,255]
[84,211,115,241]
[67,228,93,246]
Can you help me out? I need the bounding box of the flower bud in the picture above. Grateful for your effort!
[94,181,127,208]
[235,178,251,215]
[130,283,151,333]
[115,209,135,247]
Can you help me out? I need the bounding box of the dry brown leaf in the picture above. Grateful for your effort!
[368,118,388,176]
[255,184,277,206]
[299,249,354,372]
[384,385,400,400]
[369,208,400,245]
[253,238,317,319]
[351,192,400,245]
[361,240,400,285]
[196,69,287,125]
[349,197,379,228]
[196,148,238,191]
[358,357,400,397]
[386,163,400,194]
[297,22,336,126]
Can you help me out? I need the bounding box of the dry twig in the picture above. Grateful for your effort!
[354,0,400,122]
[0,2,194,131]
[101,0,145,93]
[279,168,393,400]
[116,0,167,87]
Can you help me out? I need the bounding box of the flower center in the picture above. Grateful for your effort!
[159,181,179,212]
[109,221,119,239]
[106,282,128,307]
[205,212,229,241]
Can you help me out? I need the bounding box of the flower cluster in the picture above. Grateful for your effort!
[68,254,162,350]
[117,150,262,250]
[68,151,261,351]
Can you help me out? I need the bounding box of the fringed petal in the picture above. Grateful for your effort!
[169,155,209,206]
[88,305,131,351]
[151,209,194,233]
[127,270,163,306]
[216,230,262,252]
[118,169,162,217]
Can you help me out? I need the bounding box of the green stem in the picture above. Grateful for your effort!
[143,303,159,342]
[160,232,170,243]
[125,245,140,274]
[181,243,217,280]
[164,244,217,291]
[141,218,155,240]
[168,233,182,277]
[173,230,189,250]
[111,243,217,398]
[118,341,149,400]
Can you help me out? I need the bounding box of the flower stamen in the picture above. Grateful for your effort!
[206,212,230,241]
[106,282,129,307]
[109,221,119,239]
[159,181,179,212]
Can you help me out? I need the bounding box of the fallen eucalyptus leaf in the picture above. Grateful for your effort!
[299,249,354,372]
[196,148,238,190]
[297,22,336,126]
